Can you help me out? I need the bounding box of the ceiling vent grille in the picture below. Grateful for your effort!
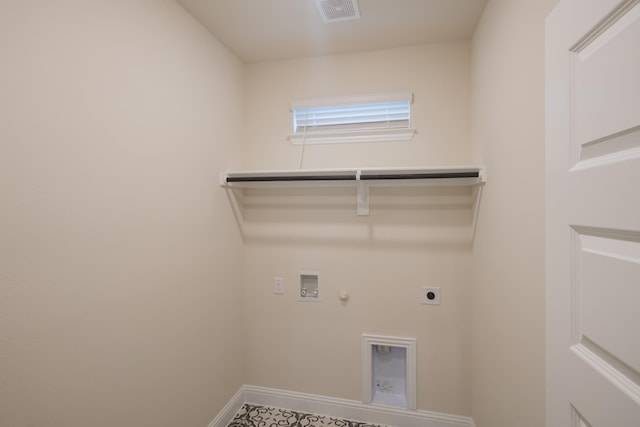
[314,0,360,22]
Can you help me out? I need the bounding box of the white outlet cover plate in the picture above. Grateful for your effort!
[421,287,440,305]
[274,277,284,294]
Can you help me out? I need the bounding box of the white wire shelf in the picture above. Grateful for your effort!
[220,166,486,215]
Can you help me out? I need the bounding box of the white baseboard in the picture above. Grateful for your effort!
[209,384,475,427]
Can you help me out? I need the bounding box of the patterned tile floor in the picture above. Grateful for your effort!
[228,403,391,427]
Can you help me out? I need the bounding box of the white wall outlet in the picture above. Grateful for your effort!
[421,287,440,305]
[274,277,284,294]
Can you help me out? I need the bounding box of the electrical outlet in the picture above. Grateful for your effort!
[274,277,284,294]
[421,287,440,305]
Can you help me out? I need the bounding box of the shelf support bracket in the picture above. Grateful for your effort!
[356,170,369,216]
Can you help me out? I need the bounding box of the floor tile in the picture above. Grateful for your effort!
[227,403,391,427]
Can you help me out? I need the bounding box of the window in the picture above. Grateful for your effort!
[289,92,415,144]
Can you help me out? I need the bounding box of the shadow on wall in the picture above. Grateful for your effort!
[224,185,482,250]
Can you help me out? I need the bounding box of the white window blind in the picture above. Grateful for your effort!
[289,92,415,144]
[293,101,410,133]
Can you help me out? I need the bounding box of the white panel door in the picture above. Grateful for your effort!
[546,0,640,426]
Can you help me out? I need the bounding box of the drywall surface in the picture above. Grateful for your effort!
[243,41,471,170]
[239,42,473,415]
[470,0,559,426]
[0,1,245,426]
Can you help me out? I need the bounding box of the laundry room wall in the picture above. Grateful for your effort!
[238,41,474,415]
[470,0,560,426]
[0,1,245,426]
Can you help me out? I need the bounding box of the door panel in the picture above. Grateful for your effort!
[569,161,640,229]
[573,3,640,148]
[578,231,640,373]
[546,0,640,426]
[568,356,640,426]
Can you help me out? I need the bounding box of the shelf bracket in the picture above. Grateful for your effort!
[356,170,370,216]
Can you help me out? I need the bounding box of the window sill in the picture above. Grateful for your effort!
[287,127,416,145]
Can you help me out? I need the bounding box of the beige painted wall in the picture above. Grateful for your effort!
[0,1,245,426]
[243,42,471,170]
[470,0,559,426]
[240,42,473,415]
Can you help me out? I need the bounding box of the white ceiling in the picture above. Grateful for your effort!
[176,0,488,63]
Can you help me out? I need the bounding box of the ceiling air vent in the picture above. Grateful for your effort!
[314,0,360,23]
